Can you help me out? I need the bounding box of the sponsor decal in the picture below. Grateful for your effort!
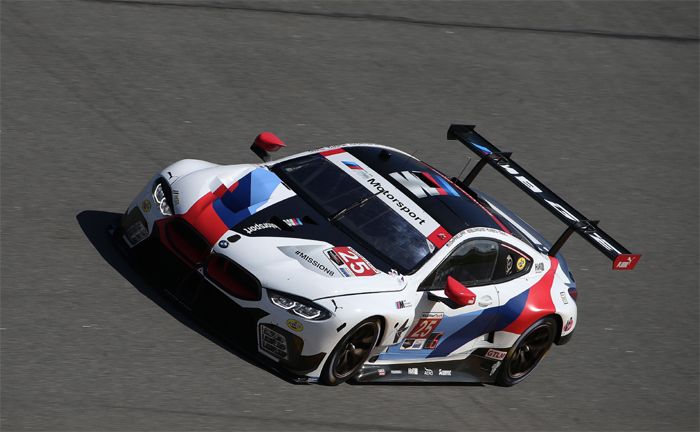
[218,239,229,248]
[493,160,623,255]
[407,367,418,376]
[407,312,444,339]
[506,255,513,275]
[322,150,455,248]
[366,177,426,225]
[490,361,502,376]
[342,160,364,170]
[424,332,443,350]
[534,262,545,272]
[613,254,641,270]
[516,257,527,271]
[401,338,426,350]
[141,199,151,213]
[286,319,303,332]
[564,317,574,332]
[172,190,180,205]
[338,268,352,278]
[326,249,344,266]
[423,367,434,376]
[294,250,335,277]
[560,291,568,304]
[389,170,459,198]
[399,332,441,351]
[242,222,281,235]
[283,218,303,227]
[393,319,410,344]
[377,369,386,377]
[485,349,507,361]
[395,300,411,309]
[438,369,452,376]
[330,246,377,277]
[390,370,402,375]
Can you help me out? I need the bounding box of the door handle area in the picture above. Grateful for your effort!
[478,296,493,307]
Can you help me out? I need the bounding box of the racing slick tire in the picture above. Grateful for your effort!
[495,316,557,387]
[320,318,381,386]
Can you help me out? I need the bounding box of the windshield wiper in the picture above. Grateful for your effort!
[328,191,381,222]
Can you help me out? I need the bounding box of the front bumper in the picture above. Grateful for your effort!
[116,210,326,377]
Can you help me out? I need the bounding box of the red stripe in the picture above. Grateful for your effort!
[182,192,229,245]
[420,172,448,195]
[503,258,558,334]
[420,161,510,233]
[319,148,346,156]
[213,184,227,198]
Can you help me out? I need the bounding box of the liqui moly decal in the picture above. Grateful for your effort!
[320,148,451,248]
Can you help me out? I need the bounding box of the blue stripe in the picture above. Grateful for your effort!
[472,143,492,155]
[427,288,529,358]
[433,175,460,197]
[214,168,282,228]
[249,168,281,205]
[212,199,252,228]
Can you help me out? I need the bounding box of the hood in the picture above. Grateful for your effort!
[169,163,405,299]
[212,235,406,300]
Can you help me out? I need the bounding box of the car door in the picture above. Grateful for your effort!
[379,239,501,362]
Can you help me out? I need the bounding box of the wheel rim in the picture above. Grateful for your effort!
[508,323,553,379]
[333,322,377,379]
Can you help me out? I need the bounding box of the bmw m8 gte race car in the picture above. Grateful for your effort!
[114,124,640,386]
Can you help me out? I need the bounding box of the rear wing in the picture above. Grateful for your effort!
[447,124,640,270]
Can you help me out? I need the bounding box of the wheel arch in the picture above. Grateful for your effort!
[367,314,386,347]
[551,313,564,345]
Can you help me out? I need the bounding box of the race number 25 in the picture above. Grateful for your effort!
[408,315,443,338]
[333,247,377,277]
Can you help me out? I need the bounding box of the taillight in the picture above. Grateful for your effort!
[568,286,578,302]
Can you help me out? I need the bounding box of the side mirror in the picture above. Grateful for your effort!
[445,276,476,306]
[250,132,286,162]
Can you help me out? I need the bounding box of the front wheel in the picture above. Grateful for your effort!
[320,318,381,386]
[495,316,557,387]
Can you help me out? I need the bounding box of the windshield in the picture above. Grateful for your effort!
[274,154,432,273]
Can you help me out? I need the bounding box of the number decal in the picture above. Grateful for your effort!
[407,313,444,339]
[331,247,377,276]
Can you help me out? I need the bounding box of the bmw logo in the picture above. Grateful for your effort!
[218,240,229,248]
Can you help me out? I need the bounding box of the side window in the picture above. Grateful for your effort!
[419,240,498,291]
[492,243,531,281]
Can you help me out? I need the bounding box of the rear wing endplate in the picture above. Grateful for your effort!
[447,124,640,270]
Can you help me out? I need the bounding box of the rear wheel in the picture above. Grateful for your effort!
[321,318,380,386]
[495,316,557,387]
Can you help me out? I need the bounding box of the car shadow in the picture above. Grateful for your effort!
[77,210,486,388]
[76,210,302,384]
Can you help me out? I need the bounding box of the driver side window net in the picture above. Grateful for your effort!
[420,240,498,290]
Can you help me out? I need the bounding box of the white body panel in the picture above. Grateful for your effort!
[121,144,578,381]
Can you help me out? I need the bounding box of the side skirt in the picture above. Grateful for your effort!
[354,349,505,384]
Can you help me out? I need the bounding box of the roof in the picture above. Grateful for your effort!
[344,146,507,235]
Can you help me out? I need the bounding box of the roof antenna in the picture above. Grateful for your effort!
[456,156,473,180]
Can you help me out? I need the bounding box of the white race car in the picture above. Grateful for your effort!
[115,124,640,386]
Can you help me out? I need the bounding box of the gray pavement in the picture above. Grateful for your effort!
[1,1,698,430]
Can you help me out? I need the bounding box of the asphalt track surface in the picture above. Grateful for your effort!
[2,1,698,430]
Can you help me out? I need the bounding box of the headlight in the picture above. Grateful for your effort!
[153,182,173,216]
[268,291,331,321]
